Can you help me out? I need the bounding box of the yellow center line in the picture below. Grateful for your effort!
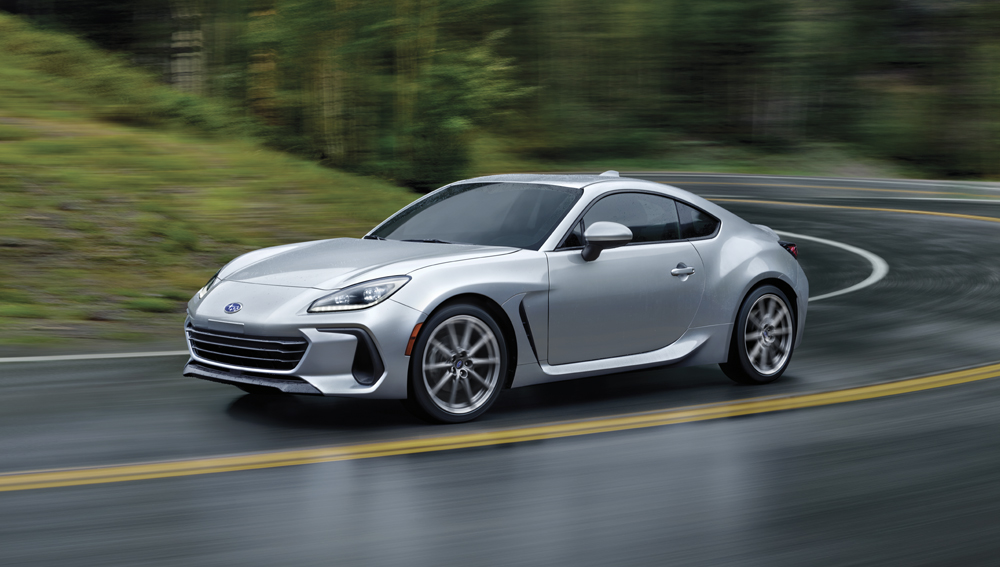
[711,198,1000,224]
[671,180,1000,199]
[3,362,1000,492]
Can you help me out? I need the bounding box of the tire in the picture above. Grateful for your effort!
[720,285,795,385]
[404,303,508,423]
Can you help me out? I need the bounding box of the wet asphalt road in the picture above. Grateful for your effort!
[2,173,1000,565]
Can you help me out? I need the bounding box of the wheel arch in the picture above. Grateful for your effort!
[724,275,799,356]
[751,277,799,324]
[735,275,798,323]
[406,293,519,398]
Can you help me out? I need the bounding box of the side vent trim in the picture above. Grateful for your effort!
[518,299,539,361]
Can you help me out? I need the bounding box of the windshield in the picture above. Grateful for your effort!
[370,182,582,249]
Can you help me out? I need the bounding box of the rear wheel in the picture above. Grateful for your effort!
[405,303,507,423]
[720,285,795,385]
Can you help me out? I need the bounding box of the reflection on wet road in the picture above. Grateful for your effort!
[2,173,1000,565]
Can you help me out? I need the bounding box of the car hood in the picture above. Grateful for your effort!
[220,238,517,290]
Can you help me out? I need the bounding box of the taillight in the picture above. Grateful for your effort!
[778,240,798,259]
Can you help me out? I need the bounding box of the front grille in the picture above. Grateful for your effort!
[186,325,308,371]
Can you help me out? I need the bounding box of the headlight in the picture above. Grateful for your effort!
[308,276,411,313]
[197,271,221,299]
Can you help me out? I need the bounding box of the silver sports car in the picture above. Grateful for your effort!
[184,172,807,422]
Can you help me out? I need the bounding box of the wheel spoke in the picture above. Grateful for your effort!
[430,339,453,358]
[768,347,782,368]
[448,381,458,406]
[460,321,473,351]
[461,378,475,403]
[467,368,489,388]
[758,344,772,365]
[469,357,497,366]
[429,374,450,395]
[744,332,760,343]
[765,299,777,321]
[447,321,460,351]
[748,311,764,329]
[467,334,491,356]
[748,341,762,361]
[425,361,454,370]
[776,304,791,322]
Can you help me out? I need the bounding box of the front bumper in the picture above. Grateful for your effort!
[184,288,424,398]
[184,360,323,395]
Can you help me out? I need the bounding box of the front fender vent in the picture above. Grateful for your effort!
[518,300,539,360]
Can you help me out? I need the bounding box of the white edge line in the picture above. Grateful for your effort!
[0,351,189,364]
[0,232,890,363]
[776,230,889,302]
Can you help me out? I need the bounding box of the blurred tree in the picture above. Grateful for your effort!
[664,0,790,144]
[4,0,1000,180]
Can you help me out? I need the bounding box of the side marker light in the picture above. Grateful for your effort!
[404,323,423,356]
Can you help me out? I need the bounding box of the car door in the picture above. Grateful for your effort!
[545,192,706,366]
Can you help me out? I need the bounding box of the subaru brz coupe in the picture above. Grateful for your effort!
[184,172,808,422]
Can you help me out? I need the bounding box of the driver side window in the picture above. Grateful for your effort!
[568,192,680,246]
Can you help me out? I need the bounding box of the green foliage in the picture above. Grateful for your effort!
[0,124,34,141]
[401,30,533,190]
[0,289,35,304]
[7,0,1000,178]
[160,290,194,301]
[124,298,178,313]
[0,12,255,138]
[0,304,50,319]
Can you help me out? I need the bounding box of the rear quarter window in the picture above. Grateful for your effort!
[677,201,720,239]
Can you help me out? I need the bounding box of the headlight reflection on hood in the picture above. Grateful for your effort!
[308,276,411,313]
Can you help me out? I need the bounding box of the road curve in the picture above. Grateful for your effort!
[2,173,1000,565]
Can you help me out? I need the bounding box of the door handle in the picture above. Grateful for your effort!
[671,263,695,277]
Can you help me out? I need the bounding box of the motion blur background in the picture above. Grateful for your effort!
[0,0,998,347]
[6,0,1000,185]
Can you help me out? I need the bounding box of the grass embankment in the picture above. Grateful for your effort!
[0,14,415,348]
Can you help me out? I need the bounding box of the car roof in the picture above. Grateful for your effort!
[453,172,731,217]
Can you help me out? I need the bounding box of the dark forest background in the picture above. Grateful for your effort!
[3,0,999,189]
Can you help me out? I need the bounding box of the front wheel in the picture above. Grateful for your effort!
[405,304,508,423]
[720,285,795,385]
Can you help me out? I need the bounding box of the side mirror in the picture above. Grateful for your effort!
[582,222,632,262]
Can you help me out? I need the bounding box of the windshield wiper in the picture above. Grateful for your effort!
[362,235,386,240]
[402,239,452,244]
